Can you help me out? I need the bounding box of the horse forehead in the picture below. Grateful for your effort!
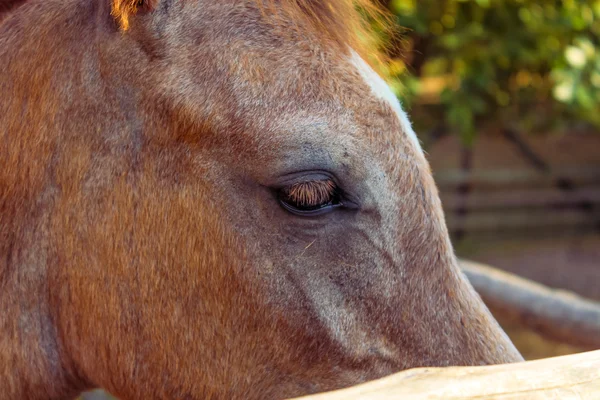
[348,51,423,157]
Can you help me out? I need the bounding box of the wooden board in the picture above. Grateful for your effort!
[461,260,600,348]
[292,350,600,399]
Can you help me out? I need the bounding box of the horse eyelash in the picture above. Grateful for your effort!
[281,180,337,207]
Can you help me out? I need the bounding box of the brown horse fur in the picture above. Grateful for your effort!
[0,0,523,399]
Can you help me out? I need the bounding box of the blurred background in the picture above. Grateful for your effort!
[377,0,600,360]
[81,0,599,398]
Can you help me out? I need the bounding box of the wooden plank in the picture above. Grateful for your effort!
[446,208,596,232]
[434,167,600,189]
[440,187,600,210]
[461,260,600,348]
[292,350,600,400]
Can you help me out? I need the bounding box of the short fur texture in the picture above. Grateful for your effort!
[0,1,522,399]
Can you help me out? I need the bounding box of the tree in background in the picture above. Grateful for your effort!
[381,0,600,146]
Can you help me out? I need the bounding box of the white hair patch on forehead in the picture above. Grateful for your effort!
[349,50,424,156]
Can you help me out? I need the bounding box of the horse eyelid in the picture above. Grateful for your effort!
[277,179,344,216]
[278,199,343,217]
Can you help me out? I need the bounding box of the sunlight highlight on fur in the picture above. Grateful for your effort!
[258,0,393,68]
[350,50,424,156]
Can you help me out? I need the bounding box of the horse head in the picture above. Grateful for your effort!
[0,1,522,399]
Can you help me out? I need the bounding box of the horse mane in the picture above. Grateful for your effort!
[260,0,392,61]
[111,0,392,64]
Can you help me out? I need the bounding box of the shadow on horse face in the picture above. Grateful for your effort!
[0,0,522,399]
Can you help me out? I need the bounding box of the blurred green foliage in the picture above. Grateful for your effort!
[381,0,600,144]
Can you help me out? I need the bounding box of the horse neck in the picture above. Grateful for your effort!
[0,2,116,398]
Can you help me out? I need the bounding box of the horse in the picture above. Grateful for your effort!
[0,0,523,399]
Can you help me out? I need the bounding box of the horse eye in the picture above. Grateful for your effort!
[279,179,343,216]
